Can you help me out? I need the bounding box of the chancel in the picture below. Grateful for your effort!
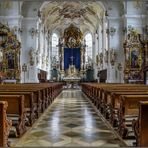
[0,0,148,147]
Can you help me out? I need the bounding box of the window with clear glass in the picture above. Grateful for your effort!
[105,22,108,51]
[85,33,92,62]
[52,33,59,59]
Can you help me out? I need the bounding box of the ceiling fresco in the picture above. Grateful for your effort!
[40,1,104,33]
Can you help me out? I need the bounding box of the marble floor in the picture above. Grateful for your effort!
[14,90,126,147]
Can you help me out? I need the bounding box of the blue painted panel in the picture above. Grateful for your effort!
[64,48,80,70]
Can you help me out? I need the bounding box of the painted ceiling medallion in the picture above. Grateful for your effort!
[59,4,86,19]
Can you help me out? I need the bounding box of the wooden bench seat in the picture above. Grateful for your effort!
[0,83,63,112]
[81,83,148,146]
[0,92,35,126]
[118,95,148,139]
[0,83,63,122]
[103,91,148,122]
[136,101,148,147]
[0,101,12,147]
[0,95,26,137]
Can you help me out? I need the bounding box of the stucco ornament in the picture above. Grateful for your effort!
[29,47,36,66]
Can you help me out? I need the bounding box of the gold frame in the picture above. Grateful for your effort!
[129,45,142,70]
[0,23,21,82]
[124,29,145,83]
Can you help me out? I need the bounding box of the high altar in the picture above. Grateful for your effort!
[58,24,86,81]
[63,64,81,82]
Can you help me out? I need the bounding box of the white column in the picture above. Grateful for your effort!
[21,17,39,83]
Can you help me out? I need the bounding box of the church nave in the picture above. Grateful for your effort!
[14,90,125,147]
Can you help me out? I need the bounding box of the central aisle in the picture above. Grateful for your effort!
[15,90,125,147]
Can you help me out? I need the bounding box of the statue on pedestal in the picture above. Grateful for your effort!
[29,47,35,66]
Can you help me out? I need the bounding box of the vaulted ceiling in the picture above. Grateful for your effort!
[40,1,105,34]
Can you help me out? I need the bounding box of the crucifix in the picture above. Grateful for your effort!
[70,56,75,65]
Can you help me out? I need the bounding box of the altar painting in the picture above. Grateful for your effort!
[64,48,81,70]
[130,47,141,69]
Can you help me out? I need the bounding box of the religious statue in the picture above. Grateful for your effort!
[36,49,40,65]
[131,48,140,68]
[29,47,35,66]
[6,52,14,69]
[51,56,57,67]
[42,54,46,68]
[110,48,116,66]
[99,52,103,64]
[0,48,3,62]
[46,56,49,67]
[104,49,109,63]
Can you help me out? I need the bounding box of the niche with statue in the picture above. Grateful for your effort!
[124,29,145,83]
[0,23,21,82]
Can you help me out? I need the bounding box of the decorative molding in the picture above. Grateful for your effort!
[22,17,38,21]
[29,28,38,38]
[106,27,116,37]
[110,48,116,66]
[122,14,147,19]
[0,15,23,20]
[107,16,122,20]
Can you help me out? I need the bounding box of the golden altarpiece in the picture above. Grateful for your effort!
[58,24,85,80]
[124,29,145,83]
[0,23,21,83]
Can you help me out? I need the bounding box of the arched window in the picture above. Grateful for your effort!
[85,33,92,62]
[52,33,59,59]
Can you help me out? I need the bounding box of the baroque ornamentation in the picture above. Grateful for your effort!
[96,54,99,66]
[29,47,36,66]
[64,24,83,48]
[104,49,109,64]
[124,29,145,83]
[59,3,86,19]
[110,49,116,66]
[29,28,38,39]
[36,49,40,65]
[0,23,21,81]
[99,52,103,64]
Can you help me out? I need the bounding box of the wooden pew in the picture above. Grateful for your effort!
[0,92,35,126]
[0,95,26,137]
[0,101,12,147]
[133,101,148,147]
[0,83,63,112]
[103,90,148,124]
[118,95,148,138]
[81,83,148,146]
[0,83,63,122]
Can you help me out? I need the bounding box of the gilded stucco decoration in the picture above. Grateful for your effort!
[59,3,86,19]
[40,1,104,33]
[0,23,21,82]
[109,49,116,66]
[124,29,145,83]
[29,47,36,66]
[64,24,83,48]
